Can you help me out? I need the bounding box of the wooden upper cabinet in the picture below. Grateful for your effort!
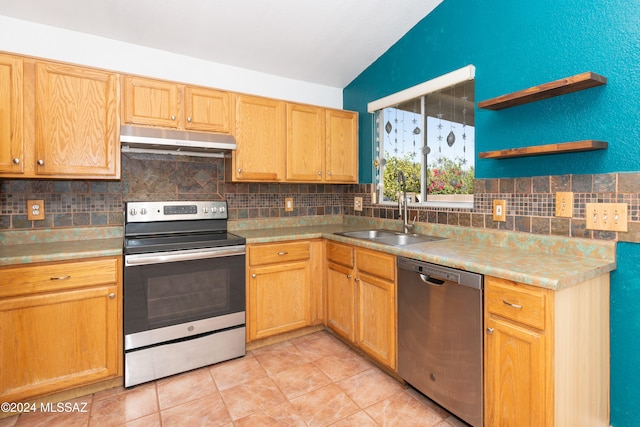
[286,103,325,182]
[184,86,230,133]
[227,94,285,181]
[0,54,24,174]
[123,76,180,128]
[325,109,358,183]
[35,61,120,178]
[122,76,231,133]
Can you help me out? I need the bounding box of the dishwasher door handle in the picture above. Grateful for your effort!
[419,274,445,286]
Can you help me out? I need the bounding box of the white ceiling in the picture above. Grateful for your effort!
[0,0,442,88]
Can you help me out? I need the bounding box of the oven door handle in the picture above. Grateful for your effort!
[125,245,245,266]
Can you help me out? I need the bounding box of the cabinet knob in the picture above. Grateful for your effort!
[108,293,116,299]
[354,277,360,282]
[347,274,352,279]
[317,171,322,175]
[251,273,257,278]
[486,327,494,335]
[37,159,44,166]
[187,117,192,122]
[171,115,176,121]
[12,158,20,164]
[237,168,242,174]
[327,171,332,176]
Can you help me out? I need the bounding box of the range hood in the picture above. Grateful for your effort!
[120,126,236,158]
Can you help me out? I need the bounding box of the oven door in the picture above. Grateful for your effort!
[123,245,245,349]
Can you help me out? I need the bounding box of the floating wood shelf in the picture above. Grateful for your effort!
[478,72,607,110]
[478,140,608,159]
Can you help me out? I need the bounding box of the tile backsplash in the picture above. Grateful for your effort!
[2,153,640,243]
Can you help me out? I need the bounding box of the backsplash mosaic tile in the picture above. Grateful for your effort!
[1,152,640,243]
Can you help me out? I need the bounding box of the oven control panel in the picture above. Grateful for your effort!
[126,201,228,222]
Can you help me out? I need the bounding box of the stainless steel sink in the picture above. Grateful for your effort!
[335,229,445,246]
[337,229,399,239]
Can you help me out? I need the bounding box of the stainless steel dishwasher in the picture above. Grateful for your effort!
[397,257,483,427]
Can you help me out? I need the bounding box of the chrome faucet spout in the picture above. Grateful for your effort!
[397,171,413,233]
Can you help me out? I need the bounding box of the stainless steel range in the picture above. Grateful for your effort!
[123,200,246,387]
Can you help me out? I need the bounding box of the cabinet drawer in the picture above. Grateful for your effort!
[249,241,310,266]
[327,242,354,267]
[356,249,395,281]
[0,258,120,298]
[486,277,547,330]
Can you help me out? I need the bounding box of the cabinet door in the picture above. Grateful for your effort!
[232,94,285,181]
[35,62,119,178]
[356,272,396,369]
[123,76,179,128]
[325,109,358,183]
[484,316,547,426]
[184,86,230,133]
[286,103,325,182]
[326,261,355,342]
[0,285,119,402]
[248,260,311,341]
[0,54,24,174]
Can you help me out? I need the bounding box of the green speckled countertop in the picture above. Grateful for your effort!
[0,226,123,265]
[231,216,616,290]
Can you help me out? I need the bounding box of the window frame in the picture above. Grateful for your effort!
[368,65,476,209]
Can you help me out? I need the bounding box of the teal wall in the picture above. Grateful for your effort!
[344,1,640,425]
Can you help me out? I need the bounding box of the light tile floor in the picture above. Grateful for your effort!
[0,331,469,427]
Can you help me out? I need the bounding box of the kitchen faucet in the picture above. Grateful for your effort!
[397,171,415,234]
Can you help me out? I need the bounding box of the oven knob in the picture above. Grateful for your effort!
[211,206,218,213]
[129,208,137,216]
[203,207,209,213]
[140,208,147,215]
[220,206,226,213]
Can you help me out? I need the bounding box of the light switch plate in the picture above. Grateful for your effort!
[285,197,293,212]
[27,199,45,221]
[585,203,627,232]
[493,199,506,222]
[555,192,574,218]
[354,197,363,211]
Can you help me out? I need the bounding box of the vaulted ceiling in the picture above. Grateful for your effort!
[0,0,442,88]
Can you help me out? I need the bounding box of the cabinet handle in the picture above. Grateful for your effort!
[50,275,71,281]
[108,293,116,299]
[37,159,44,166]
[317,171,322,175]
[237,168,242,174]
[327,171,332,176]
[354,277,360,282]
[487,327,494,335]
[12,158,20,164]
[251,273,257,278]
[277,251,288,256]
[171,115,176,121]
[503,300,523,309]
[187,117,192,122]
[346,274,352,279]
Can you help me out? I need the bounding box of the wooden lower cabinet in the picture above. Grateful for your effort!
[247,240,323,342]
[484,275,610,427]
[0,257,122,402]
[326,242,396,370]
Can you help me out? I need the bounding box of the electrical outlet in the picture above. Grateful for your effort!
[27,199,45,221]
[555,192,574,218]
[354,197,363,212]
[285,197,294,212]
[493,199,506,222]
[585,203,628,232]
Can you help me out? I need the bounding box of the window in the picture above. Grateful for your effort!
[368,66,475,208]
